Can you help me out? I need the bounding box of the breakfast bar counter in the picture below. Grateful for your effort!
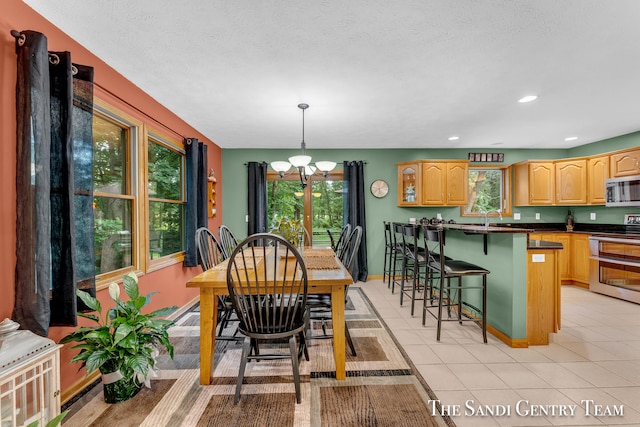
[432,224,562,347]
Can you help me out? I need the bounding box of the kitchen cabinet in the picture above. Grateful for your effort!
[397,160,468,206]
[530,233,571,281]
[421,161,468,206]
[397,162,421,206]
[588,155,609,204]
[527,246,561,345]
[514,161,555,205]
[555,159,587,204]
[610,148,640,177]
[570,233,591,286]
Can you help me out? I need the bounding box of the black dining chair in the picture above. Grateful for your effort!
[218,224,240,259]
[195,227,237,339]
[226,233,309,404]
[307,225,362,356]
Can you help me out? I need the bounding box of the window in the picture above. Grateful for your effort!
[92,99,186,286]
[147,136,186,262]
[93,107,136,279]
[462,165,512,216]
[267,171,344,246]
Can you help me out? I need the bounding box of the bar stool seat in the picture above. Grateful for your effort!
[422,226,490,343]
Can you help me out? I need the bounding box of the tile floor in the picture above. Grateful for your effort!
[359,280,640,427]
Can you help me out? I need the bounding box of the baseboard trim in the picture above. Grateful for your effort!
[61,370,100,405]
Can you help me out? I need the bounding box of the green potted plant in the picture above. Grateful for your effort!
[271,216,304,246]
[60,272,178,403]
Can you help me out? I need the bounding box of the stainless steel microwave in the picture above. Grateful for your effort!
[605,175,640,207]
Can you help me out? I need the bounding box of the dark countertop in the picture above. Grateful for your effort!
[439,223,533,234]
[496,222,640,236]
[528,239,563,250]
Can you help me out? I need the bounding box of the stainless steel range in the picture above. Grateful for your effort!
[590,234,640,304]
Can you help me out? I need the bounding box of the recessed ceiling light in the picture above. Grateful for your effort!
[518,95,538,103]
[448,136,459,141]
[564,136,578,141]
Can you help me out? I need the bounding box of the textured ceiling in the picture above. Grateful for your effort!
[22,0,640,150]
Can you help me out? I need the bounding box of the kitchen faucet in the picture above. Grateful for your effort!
[483,209,502,228]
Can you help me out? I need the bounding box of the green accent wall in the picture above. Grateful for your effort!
[222,132,640,277]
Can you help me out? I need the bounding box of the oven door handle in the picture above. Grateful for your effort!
[590,255,640,268]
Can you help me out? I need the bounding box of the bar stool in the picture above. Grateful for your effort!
[422,226,490,343]
[399,223,427,316]
[390,222,407,293]
[383,221,394,287]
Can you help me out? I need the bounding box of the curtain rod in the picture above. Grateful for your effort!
[10,30,188,141]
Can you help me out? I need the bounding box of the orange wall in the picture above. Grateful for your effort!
[1,0,222,395]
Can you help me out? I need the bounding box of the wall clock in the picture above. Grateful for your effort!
[370,179,389,198]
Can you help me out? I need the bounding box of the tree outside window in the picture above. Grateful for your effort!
[463,166,511,216]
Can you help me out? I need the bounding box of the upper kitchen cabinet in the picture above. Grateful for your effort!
[555,159,587,205]
[514,161,555,205]
[397,162,421,206]
[397,160,468,206]
[610,148,640,177]
[588,155,609,204]
[421,161,469,206]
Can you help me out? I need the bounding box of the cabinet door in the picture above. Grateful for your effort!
[610,149,640,177]
[555,160,587,204]
[588,156,609,204]
[570,234,590,285]
[529,162,555,205]
[397,164,421,206]
[555,233,571,281]
[421,162,445,205]
[446,162,468,205]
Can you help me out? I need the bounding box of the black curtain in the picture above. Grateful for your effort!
[66,63,96,316]
[184,138,208,267]
[14,31,51,336]
[13,31,95,335]
[247,161,268,235]
[343,161,368,282]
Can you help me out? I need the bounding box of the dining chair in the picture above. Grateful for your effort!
[226,233,309,404]
[334,224,352,259]
[307,225,362,356]
[218,224,240,259]
[195,227,237,338]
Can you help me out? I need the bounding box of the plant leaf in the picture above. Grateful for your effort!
[77,289,101,314]
[148,306,178,318]
[77,312,100,323]
[85,350,111,373]
[123,273,139,300]
[113,323,134,346]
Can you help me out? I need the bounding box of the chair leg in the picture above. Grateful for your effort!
[234,337,251,404]
[345,322,357,356]
[383,246,389,284]
[482,275,487,343]
[436,274,444,342]
[289,335,301,404]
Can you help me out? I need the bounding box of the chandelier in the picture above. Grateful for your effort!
[270,103,336,188]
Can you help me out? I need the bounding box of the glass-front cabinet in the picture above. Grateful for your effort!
[397,162,421,206]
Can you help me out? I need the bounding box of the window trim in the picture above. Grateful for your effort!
[93,98,186,289]
[144,130,187,272]
[461,164,512,217]
[266,169,344,242]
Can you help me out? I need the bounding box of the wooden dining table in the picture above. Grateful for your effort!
[186,246,354,385]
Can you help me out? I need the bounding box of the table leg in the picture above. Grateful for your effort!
[331,285,346,380]
[199,288,218,385]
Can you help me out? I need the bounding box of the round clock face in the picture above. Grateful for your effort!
[370,179,389,198]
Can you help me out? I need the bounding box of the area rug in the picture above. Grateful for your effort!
[62,287,454,427]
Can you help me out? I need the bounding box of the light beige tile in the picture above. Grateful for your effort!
[416,363,466,391]
[559,362,635,388]
[558,387,639,426]
[449,363,509,390]
[431,344,481,364]
[529,343,587,362]
[485,363,552,389]
[514,388,604,426]
[403,343,442,364]
[521,363,593,388]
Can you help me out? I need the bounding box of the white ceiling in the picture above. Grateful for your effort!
[23,0,640,150]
